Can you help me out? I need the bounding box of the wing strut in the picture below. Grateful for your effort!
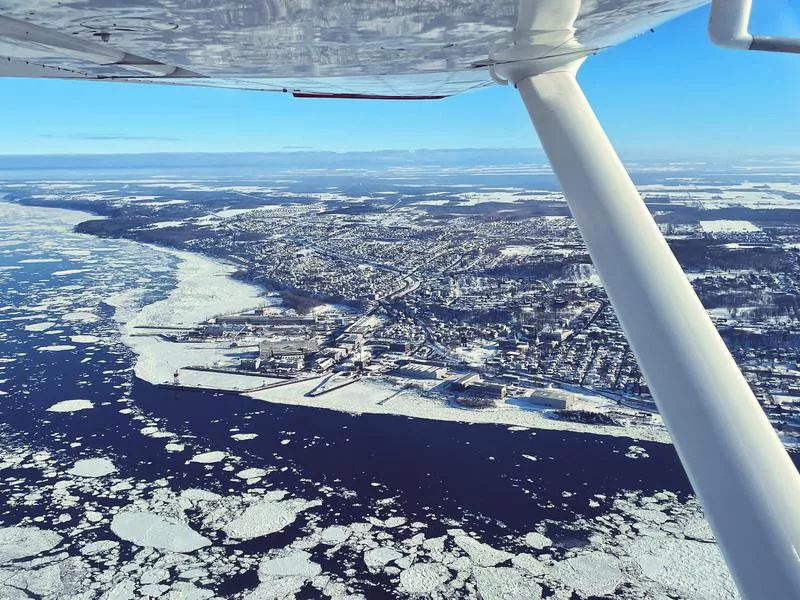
[509,61,800,599]
[709,0,800,54]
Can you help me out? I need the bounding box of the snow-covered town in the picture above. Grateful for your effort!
[6,156,800,445]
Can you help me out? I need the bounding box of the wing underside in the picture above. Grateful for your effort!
[0,1,706,98]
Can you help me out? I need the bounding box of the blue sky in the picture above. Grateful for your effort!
[0,0,797,157]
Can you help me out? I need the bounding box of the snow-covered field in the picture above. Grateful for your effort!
[699,220,761,233]
[640,182,800,210]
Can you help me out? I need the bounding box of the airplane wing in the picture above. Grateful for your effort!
[0,0,705,98]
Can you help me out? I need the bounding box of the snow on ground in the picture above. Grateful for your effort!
[85,218,670,442]
[414,199,450,206]
[454,191,535,205]
[176,370,279,392]
[46,399,93,413]
[699,220,761,233]
[147,220,189,229]
[247,377,671,443]
[109,247,266,384]
[500,245,537,258]
[640,182,799,210]
[137,199,188,207]
[451,343,498,367]
[197,205,282,222]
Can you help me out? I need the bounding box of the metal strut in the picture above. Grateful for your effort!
[512,63,800,600]
[709,0,800,54]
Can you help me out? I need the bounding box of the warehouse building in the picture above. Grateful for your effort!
[393,362,448,380]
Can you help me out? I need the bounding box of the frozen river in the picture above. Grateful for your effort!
[0,200,751,599]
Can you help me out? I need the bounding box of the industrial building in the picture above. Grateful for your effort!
[468,381,507,399]
[259,341,317,361]
[527,388,577,409]
[216,313,318,326]
[452,374,507,399]
[452,373,481,390]
[393,362,448,380]
[366,338,413,353]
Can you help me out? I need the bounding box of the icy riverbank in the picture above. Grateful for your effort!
[114,243,672,443]
[108,247,267,385]
[247,377,672,443]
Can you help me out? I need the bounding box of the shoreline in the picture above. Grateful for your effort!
[108,245,270,385]
[107,232,673,443]
[245,376,673,443]
[2,198,673,444]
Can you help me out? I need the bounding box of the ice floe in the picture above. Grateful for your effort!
[111,511,211,553]
[46,399,94,413]
[319,525,351,545]
[236,468,267,480]
[70,334,100,344]
[454,535,514,567]
[523,531,552,550]
[364,546,403,569]
[222,495,321,541]
[190,451,227,464]
[474,566,542,600]
[0,526,62,562]
[398,563,451,595]
[24,321,55,331]
[37,344,76,352]
[67,457,116,477]
[551,551,623,597]
[627,536,736,598]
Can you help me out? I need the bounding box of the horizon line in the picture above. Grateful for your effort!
[0,148,799,161]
